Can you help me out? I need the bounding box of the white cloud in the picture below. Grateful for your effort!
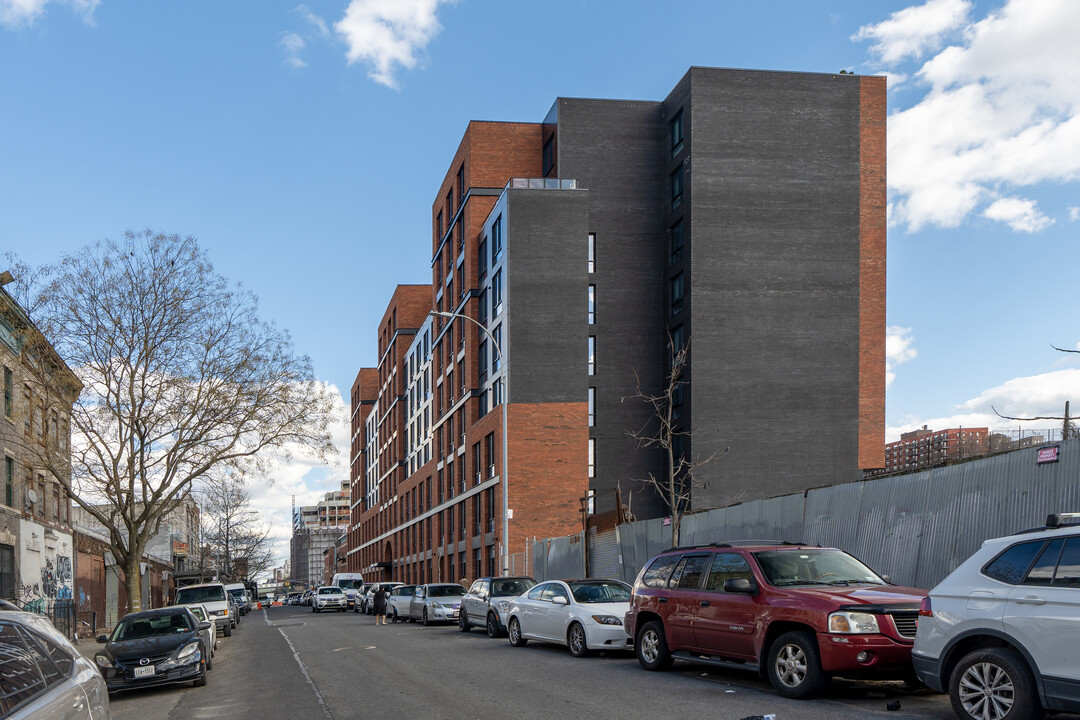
[280,31,307,68]
[0,0,99,28]
[1069,207,1080,221]
[865,0,1080,232]
[297,3,328,37]
[886,326,917,388]
[887,365,1080,441]
[853,0,971,64]
[334,0,453,89]
[983,196,1054,233]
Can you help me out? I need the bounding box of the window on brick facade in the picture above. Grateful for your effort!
[671,108,684,156]
[670,272,684,316]
[491,215,502,264]
[588,336,595,376]
[670,220,684,265]
[3,367,10,418]
[492,270,503,316]
[671,165,684,209]
[492,325,502,373]
[588,387,595,427]
[588,438,595,478]
[478,239,487,279]
[542,135,555,177]
[588,285,596,325]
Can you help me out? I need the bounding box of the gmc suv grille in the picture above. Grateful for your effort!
[891,613,918,639]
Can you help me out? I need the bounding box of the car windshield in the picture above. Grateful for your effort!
[176,586,226,603]
[492,579,535,596]
[753,549,885,586]
[337,579,363,590]
[113,613,193,640]
[427,585,467,597]
[568,581,632,603]
[318,588,340,595]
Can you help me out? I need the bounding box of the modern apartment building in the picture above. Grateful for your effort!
[347,66,886,582]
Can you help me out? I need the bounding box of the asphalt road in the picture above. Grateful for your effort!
[98,604,961,720]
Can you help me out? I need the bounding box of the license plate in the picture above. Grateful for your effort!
[134,666,156,678]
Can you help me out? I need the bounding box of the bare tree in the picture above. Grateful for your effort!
[14,231,337,612]
[199,472,275,582]
[992,343,1080,440]
[625,336,726,546]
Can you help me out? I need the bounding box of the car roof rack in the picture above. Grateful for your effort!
[1015,512,1080,535]
[660,539,811,553]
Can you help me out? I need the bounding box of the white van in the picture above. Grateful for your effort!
[331,572,365,609]
[174,582,233,637]
[223,582,251,616]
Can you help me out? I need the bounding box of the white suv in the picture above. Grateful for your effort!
[913,513,1080,720]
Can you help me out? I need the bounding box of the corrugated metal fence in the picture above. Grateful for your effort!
[533,439,1080,589]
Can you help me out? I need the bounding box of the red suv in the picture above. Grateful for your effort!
[624,541,926,698]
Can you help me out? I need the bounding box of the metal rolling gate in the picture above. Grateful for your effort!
[587,526,621,580]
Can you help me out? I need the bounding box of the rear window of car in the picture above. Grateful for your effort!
[983,540,1044,584]
[640,554,680,588]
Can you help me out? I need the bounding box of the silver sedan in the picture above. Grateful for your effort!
[409,583,468,625]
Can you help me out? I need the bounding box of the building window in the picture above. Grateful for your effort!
[670,272,684,316]
[51,483,59,522]
[670,325,685,355]
[671,165,684,209]
[587,233,595,273]
[586,489,596,515]
[478,239,487,278]
[3,367,10,418]
[588,285,596,325]
[491,214,503,264]
[542,135,555,177]
[478,287,488,324]
[457,164,465,202]
[4,457,11,508]
[0,544,14,601]
[588,438,595,478]
[436,211,443,241]
[446,190,453,221]
[670,220,684,265]
[671,108,684,156]
[492,325,502,373]
[485,433,495,478]
[672,381,684,420]
[588,387,595,427]
[588,336,595,376]
[478,340,488,383]
[36,474,45,518]
[492,270,503,316]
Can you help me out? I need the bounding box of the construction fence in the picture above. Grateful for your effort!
[532,437,1080,590]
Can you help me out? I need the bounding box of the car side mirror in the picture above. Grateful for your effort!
[96,634,108,644]
[723,577,757,594]
[552,596,569,606]
[881,575,892,584]
[198,621,212,631]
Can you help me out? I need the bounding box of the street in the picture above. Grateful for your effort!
[95,605,959,720]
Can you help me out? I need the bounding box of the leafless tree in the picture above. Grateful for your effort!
[13,231,337,612]
[199,472,276,582]
[992,344,1080,440]
[625,336,727,547]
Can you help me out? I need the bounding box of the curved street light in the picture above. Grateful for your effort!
[430,310,510,576]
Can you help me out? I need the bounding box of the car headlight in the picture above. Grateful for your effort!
[828,611,880,634]
[95,654,113,669]
[497,601,511,612]
[591,615,622,626]
[177,642,200,660]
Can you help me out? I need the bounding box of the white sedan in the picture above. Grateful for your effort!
[185,603,218,658]
[507,579,634,657]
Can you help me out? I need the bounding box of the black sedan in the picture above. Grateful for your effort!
[94,607,212,694]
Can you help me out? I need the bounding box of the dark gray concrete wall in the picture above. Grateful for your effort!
[681,68,865,505]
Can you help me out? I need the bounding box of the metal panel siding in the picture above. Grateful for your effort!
[588,528,621,580]
[532,534,585,581]
[548,439,1080,588]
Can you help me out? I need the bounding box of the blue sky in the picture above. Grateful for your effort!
[4,0,1079,568]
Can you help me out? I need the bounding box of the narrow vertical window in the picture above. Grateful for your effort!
[478,239,488,278]
[457,164,465,202]
[588,336,596,376]
[542,135,555,177]
[588,285,596,325]
[588,438,595,479]
[491,214,503,263]
[670,325,685,354]
[587,233,595,273]
[671,108,684,156]
[671,166,684,209]
[4,457,12,508]
[3,367,11,418]
[588,387,595,427]
[492,270,503,315]
[670,220,684,265]
[492,325,502,373]
[670,272,684,316]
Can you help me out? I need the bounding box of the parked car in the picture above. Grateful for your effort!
[312,586,348,613]
[224,583,250,616]
[388,585,417,622]
[506,579,633,657]
[173,583,233,637]
[94,607,211,694]
[301,590,314,606]
[184,604,218,659]
[459,576,536,637]
[361,582,403,615]
[0,607,110,719]
[913,512,1080,720]
[409,583,467,625]
[624,541,926,698]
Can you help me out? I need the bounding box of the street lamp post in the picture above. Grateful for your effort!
[430,310,510,576]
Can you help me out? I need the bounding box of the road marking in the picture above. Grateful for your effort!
[279,627,334,720]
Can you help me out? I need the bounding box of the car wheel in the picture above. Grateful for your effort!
[459,611,471,632]
[567,622,589,658]
[767,631,828,699]
[508,617,527,647]
[486,613,501,638]
[193,666,207,688]
[949,647,1041,720]
[223,623,232,638]
[636,621,673,671]
[422,608,430,627]
[206,653,213,671]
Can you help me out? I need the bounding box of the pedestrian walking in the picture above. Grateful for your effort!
[373,584,388,625]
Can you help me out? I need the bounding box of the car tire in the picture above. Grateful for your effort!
[422,608,430,627]
[636,621,673,671]
[193,667,207,688]
[206,653,213,671]
[508,617,527,647]
[486,613,501,639]
[459,611,471,632]
[223,623,232,638]
[567,622,589,658]
[767,631,829,699]
[949,647,1041,720]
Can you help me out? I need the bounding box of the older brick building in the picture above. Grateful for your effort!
[347,66,886,582]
